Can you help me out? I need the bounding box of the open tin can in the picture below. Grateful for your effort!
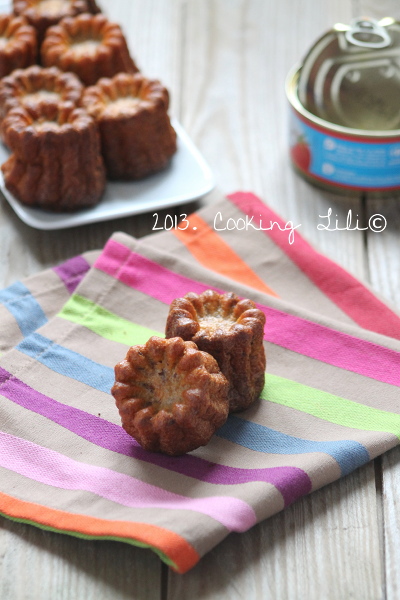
[286,17,400,194]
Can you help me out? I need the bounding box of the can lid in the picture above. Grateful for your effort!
[298,17,400,130]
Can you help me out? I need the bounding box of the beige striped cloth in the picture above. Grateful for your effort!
[0,191,399,573]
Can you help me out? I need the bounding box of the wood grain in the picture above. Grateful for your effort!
[355,2,400,599]
[381,447,400,600]
[352,0,400,19]
[179,0,367,277]
[0,518,161,600]
[167,463,381,600]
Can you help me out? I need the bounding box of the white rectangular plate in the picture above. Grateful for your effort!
[0,120,214,230]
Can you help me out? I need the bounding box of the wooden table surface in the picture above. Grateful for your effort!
[1,1,400,598]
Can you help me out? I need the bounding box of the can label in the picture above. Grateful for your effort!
[290,110,400,189]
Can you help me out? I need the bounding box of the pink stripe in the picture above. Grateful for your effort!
[228,192,400,340]
[95,239,218,301]
[0,432,256,533]
[95,238,132,277]
[95,239,400,387]
[263,308,400,387]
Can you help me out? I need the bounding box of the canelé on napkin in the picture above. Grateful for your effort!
[112,336,229,456]
[166,290,266,412]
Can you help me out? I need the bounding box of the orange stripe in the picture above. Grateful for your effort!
[0,491,199,574]
[173,214,278,297]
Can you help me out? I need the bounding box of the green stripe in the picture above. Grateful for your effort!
[262,374,400,439]
[60,294,400,439]
[0,510,176,569]
[59,294,160,346]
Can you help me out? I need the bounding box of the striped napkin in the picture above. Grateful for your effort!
[1,191,399,574]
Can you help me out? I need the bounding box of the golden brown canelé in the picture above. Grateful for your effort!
[41,13,138,86]
[2,102,106,211]
[13,0,101,44]
[81,72,177,180]
[112,336,229,456]
[0,65,83,132]
[165,290,266,413]
[0,14,37,78]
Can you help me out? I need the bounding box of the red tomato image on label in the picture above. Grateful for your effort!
[291,138,311,172]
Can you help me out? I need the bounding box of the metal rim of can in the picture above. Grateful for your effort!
[286,64,400,140]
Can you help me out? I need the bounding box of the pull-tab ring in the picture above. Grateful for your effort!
[345,17,391,48]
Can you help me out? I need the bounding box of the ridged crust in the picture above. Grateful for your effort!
[1,101,106,211]
[0,65,83,131]
[13,0,101,43]
[81,72,177,179]
[165,290,267,412]
[0,14,37,78]
[112,336,229,456]
[41,14,138,86]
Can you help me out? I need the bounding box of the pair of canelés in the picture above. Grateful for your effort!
[112,290,267,456]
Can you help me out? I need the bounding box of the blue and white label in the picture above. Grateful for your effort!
[290,111,400,189]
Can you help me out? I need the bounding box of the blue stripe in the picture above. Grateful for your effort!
[17,333,370,474]
[0,280,29,304]
[217,416,370,476]
[0,282,47,337]
[17,333,114,394]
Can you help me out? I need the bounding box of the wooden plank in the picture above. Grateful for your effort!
[364,198,400,309]
[380,447,400,600]
[102,0,183,116]
[355,1,400,599]
[179,0,367,277]
[166,0,383,597]
[352,0,400,19]
[365,196,400,600]
[167,464,381,600]
[0,517,161,600]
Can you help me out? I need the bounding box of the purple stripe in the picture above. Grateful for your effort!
[53,255,91,294]
[0,367,311,506]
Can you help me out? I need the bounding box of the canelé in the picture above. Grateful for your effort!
[0,65,83,133]
[165,290,266,412]
[81,72,177,179]
[13,0,101,43]
[41,13,138,86]
[112,336,229,456]
[0,14,37,78]
[2,102,106,211]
